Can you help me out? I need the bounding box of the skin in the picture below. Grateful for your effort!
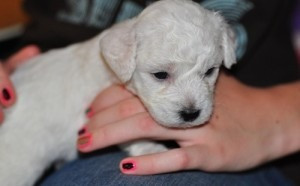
[3,44,299,175]
[78,72,300,175]
[0,45,40,123]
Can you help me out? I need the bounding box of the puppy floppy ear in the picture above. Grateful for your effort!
[100,19,137,83]
[222,25,237,69]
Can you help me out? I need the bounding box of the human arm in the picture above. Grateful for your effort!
[78,72,300,175]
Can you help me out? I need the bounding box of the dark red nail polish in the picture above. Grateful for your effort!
[78,127,86,136]
[122,163,134,170]
[77,133,92,149]
[2,88,11,101]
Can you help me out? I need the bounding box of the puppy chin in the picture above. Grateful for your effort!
[150,107,213,129]
[154,117,209,128]
[151,109,211,128]
[164,117,211,128]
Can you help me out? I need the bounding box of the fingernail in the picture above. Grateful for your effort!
[77,133,92,149]
[2,88,11,101]
[78,126,86,136]
[122,162,136,171]
[1,87,13,105]
[85,107,94,118]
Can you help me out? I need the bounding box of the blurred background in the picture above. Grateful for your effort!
[293,1,300,63]
[0,0,299,63]
[0,0,28,59]
[0,0,299,184]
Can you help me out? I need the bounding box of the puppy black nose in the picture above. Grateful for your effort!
[179,109,201,122]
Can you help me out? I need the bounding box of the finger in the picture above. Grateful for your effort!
[0,45,40,108]
[87,97,146,128]
[4,45,40,73]
[119,145,215,175]
[86,85,134,118]
[0,63,16,107]
[78,113,171,152]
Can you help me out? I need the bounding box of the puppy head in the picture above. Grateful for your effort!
[100,0,236,128]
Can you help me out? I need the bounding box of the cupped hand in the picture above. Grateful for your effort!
[0,45,40,123]
[78,72,298,175]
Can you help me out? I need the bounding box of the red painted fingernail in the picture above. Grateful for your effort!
[78,126,86,136]
[85,107,94,118]
[77,133,92,149]
[122,161,136,171]
[1,87,13,105]
[2,88,11,101]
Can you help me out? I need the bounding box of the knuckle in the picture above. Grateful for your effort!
[107,85,120,93]
[118,98,141,118]
[215,145,227,160]
[174,149,190,170]
[137,113,156,132]
[118,85,130,94]
[95,127,109,143]
[217,145,231,165]
[207,146,229,171]
[113,85,132,98]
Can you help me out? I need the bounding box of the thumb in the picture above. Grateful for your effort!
[119,145,215,175]
[4,45,40,73]
[0,45,40,107]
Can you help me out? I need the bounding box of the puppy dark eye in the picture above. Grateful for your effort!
[205,67,216,77]
[153,71,169,80]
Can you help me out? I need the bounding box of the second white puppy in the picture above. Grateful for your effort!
[0,0,236,185]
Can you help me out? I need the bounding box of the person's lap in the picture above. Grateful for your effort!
[41,148,293,186]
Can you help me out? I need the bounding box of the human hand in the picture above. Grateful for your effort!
[78,72,300,175]
[0,45,40,123]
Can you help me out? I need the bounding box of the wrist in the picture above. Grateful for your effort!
[267,82,300,160]
[216,74,300,165]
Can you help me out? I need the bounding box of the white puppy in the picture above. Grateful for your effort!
[0,0,236,185]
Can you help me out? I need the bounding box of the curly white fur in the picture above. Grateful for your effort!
[0,0,235,185]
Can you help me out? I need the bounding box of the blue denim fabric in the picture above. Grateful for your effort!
[41,150,293,186]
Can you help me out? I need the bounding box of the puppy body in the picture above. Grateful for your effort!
[0,0,236,185]
[0,35,115,186]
